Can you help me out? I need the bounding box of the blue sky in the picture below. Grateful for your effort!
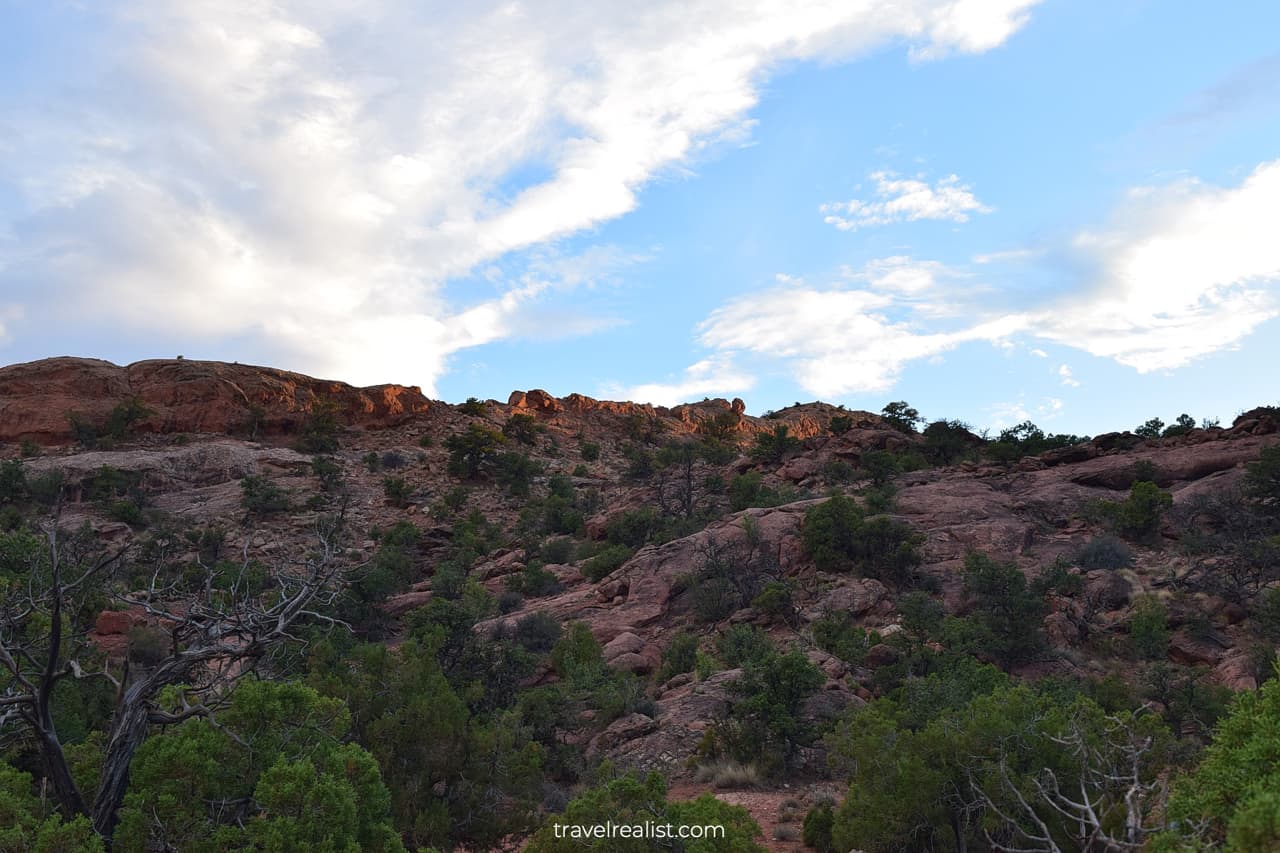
[2,1,1279,435]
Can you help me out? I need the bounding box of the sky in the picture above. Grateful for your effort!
[1,0,1279,436]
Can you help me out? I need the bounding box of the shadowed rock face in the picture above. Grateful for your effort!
[0,357,433,444]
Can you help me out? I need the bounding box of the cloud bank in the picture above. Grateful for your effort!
[673,160,1280,402]
[0,0,1041,392]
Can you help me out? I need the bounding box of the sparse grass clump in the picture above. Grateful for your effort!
[692,759,761,790]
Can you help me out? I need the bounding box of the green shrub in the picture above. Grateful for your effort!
[362,451,382,472]
[514,612,562,653]
[986,420,1085,464]
[311,456,344,492]
[442,486,468,512]
[579,440,601,461]
[295,401,341,453]
[800,496,922,585]
[1134,417,1164,438]
[716,649,824,778]
[879,401,921,433]
[0,460,27,505]
[716,624,774,668]
[1101,481,1173,541]
[622,443,654,480]
[1255,587,1280,642]
[751,581,792,620]
[1162,413,1197,438]
[659,631,699,681]
[1245,445,1280,514]
[540,478,585,536]
[691,575,738,623]
[1130,596,1170,660]
[604,507,660,549]
[445,423,506,480]
[550,621,603,681]
[66,412,101,448]
[581,544,632,581]
[503,414,542,445]
[513,562,561,598]
[458,397,487,416]
[1075,535,1132,570]
[961,552,1046,665]
[822,459,855,484]
[383,476,412,508]
[538,537,576,565]
[1160,673,1280,847]
[811,614,876,665]
[862,484,896,514]
[859,450,898,486]
[728,471,780,511]
[493,452,543,497]
[802,803,836,853]
[921,418,976,465]
[751,425,800,464]
[801,495,862,572]
[828,415,853,435]
[240,474,289,515]
[573,464,590,477]
[727,468,762,507]
[106,499,146,527]
[19,438,41,458]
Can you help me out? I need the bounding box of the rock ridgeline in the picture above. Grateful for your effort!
[0,357,433,444]
[0,357,875,446]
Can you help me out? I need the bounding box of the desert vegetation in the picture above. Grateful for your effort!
[1,360,1279,850]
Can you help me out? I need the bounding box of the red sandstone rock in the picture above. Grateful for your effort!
[0,357,432,445]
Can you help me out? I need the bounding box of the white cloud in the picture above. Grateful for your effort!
[632,159,1280,404]
[0,0,1041,390]
[987,396,1063,431]
[821,171,992,231]
[614,355,755,407]
[973,248,1040,264]
[697,277,1027,397]
[1032,159,1280,372]
[846,255,958,295]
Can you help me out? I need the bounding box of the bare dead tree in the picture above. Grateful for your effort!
[0,500,353,842]
[973,708,1167,853]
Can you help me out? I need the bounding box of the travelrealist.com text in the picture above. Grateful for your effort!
[552,821,726,841]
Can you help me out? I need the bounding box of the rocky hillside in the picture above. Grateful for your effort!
[3,356,1279,851]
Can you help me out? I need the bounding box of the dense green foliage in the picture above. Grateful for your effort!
[445,423,506,479]
[112,681,404,853]
[711,647,823,777]
[1159,672,1280,850]
[750,424,800,464]
[0,764,102,852]
[827,668,1175,853]
[801,495,923,585]
[1099,480,1174,541]
[880,401,922,433]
